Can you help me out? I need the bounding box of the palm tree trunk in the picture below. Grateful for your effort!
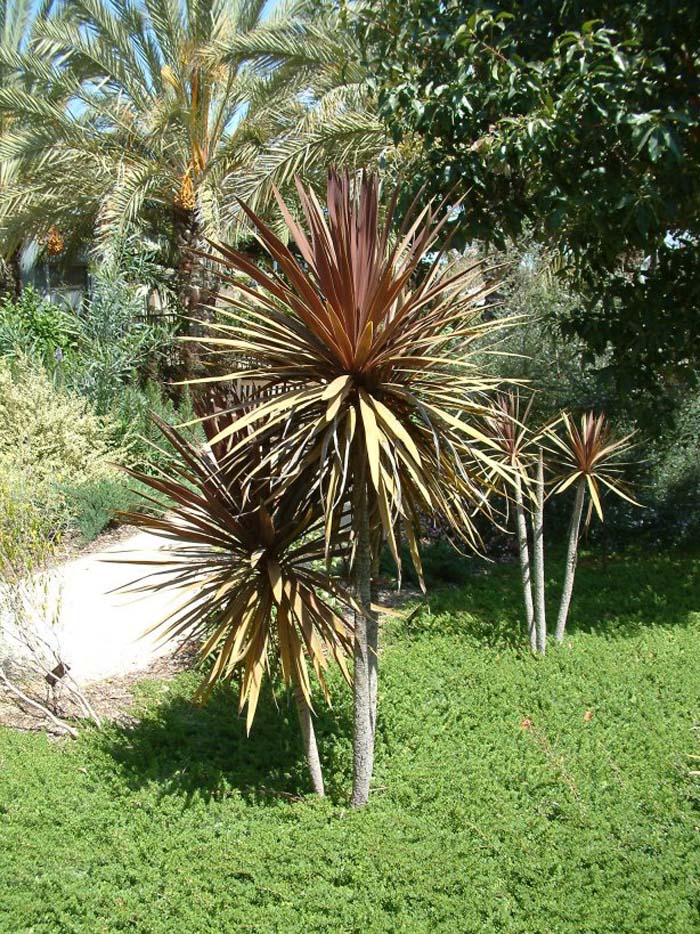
[532,449,547,655]
[292,682,325,797]
[173,208,216,379]
[555,480,586,643]
[514,472,536,652]
[350,484,375,808]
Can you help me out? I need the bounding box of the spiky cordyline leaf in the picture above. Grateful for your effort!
[116,394,354,733]
[544,411,640,521]
[190,170,515,586]
[483,390,536,467]
[481,391,564,501]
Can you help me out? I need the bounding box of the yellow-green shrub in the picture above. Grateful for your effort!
[0,358,122,557]
[0,357,117,487]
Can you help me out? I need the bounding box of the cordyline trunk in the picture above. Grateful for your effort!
[555,480,586,643]
[514,472,536,652]
[350,484,377,808]
[369,554,380,738]
[292,682,325,797]
[532,450,547,655]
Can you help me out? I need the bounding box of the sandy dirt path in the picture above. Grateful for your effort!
[1,529,188,686]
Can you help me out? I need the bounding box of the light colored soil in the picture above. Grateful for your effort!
[1,528,192,687]
[0,642,198,735]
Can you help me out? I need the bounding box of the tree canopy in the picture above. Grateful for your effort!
[361,0,700,402]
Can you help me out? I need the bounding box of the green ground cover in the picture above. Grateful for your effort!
[1,552,699,933]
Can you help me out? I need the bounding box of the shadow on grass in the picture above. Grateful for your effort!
[394,550,700,647]
[100,679,352,806]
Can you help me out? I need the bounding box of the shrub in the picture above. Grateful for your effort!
[0,357,121,545]
[0,473,58,580]
[644,391,700,543]
[0,357,115,487]
[0,286,77,368]
[65,265,175,414]
[109,380,197,472]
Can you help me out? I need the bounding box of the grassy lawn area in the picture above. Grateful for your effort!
[1,552,699,933]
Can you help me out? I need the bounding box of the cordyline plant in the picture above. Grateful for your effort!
[191,169,512,806]
[118,395,354,796]
[484,392,541,653]
[485,403,639,655]
[545,411,639,643]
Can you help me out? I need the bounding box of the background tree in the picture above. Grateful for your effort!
[0,0,386,315]
[360,0,700,405]
[0,0,55,296]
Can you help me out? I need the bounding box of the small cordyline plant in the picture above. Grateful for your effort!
[485,403,639,654]
[118,395,354,796]
[190,169,513,806]
[484,391,542,653]
[545,411,639,643]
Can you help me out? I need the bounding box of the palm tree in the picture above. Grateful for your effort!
[206,3,390,236]
[0,0,388,311]
[119,395,355,796]
[190,170,512,805]
[0,0,56,293]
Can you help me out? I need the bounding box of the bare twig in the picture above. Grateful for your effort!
[0,669,79,738]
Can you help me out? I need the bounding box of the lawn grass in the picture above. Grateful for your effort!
[1,551,699,933]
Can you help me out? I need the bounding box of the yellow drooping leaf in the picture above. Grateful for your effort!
[358,389,382,492]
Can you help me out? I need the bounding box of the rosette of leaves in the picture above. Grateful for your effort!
[545,411,639,641]
[119,394,355,796]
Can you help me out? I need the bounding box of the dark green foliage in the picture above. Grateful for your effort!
[643,394,700,544]
[109,381,197,473]
[64,265,176,416]
[380,537,479,588]
[58,475,169,545]
[361,0,700,399]
[1,553,699,932]
[0,285,77,365]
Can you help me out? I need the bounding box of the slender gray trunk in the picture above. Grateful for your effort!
[293,682,325,797]
[532,449,547,655]
[514,472,536,652]
[555,480,586,643]
[350,486,375,808]
[368,558,380,739]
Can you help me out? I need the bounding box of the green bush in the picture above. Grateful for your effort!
[644,391,700,542]
[0,473,58,580]
[59,473,170,543]
[109,380,197,472]
[0,286,77,367]
[0,357,116,488]
[65,265,175,415]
